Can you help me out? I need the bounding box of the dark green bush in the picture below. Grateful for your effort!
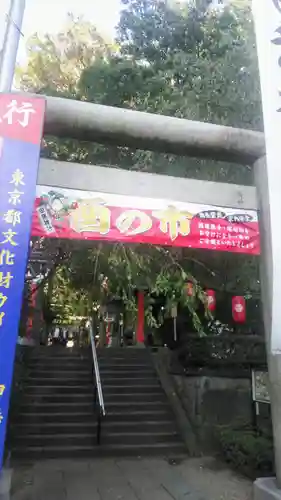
[217,425,274,478]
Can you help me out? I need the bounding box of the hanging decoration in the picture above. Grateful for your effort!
[206,289,216,312]
[232,296,246,323]
[185,282,194,296]
[32,185,260,255]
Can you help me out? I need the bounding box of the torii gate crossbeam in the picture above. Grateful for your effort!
[41,94,265,165]
[38,159,258,210]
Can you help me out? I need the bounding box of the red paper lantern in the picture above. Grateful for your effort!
[185,282,194,296]
[232,296,246,323]
[206,289,216,312]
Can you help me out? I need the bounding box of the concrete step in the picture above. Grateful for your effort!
[29,347,91,358]
[99,361,152,368]
[28,369,91,378]
[10,347,187,461]
[106,409,174,422]
[29,362,91,370]
[101,378,160,387]
[29,356,92,363]
[25,377,161,389]
[102,392,167,403]
[30,347,150,358]
[19,401,95,413]
[15,412,97,424]
[13,420,175,435]
[105,400,171,411]
[11,442,187,461]
[102,385,161,395]
[21,392,94,411]
[18,400,170,413]
[30,350,150,361]
[99,361,152,367]
[97,348,150,356]
[16,409,173,424]
[12,430,180,447]
[19,398,171,421]
[99,351,149,356]
[29,359,92,366]
[24,384,94,395]
[23,389,166,403]
[28,363,92,378]
[99,370,156,378]
[27,364,92,374]
[26,376,93,386]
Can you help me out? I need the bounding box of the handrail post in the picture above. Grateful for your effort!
[97,411,102,445]
[94,383,97,407]
[88,319,106,446]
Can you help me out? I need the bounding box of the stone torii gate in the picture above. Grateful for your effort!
[0,3,278,500]
[5,94,280,500]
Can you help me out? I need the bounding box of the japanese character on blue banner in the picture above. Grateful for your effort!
[0,94,45,469]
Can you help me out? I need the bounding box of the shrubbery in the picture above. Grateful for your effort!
[217,425,274,478]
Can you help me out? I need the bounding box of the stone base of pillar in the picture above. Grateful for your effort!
[0,468,12,500]
[254,478,281,500]
[135,342,145,348]
[17,336,35,346]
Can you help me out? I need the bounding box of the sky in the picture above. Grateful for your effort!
[0,0,122,64]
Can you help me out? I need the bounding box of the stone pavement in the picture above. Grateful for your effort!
[11,457,207,500]
[10,456,253,500]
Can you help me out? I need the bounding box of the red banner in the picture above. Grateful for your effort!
[0,95,46,144]
[31,186,260,255]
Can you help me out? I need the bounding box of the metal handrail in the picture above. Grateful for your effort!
[89,321,105,444]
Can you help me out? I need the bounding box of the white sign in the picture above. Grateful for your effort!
[252,0,281,354]
[252,370,270,404]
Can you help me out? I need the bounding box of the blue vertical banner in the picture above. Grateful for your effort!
[0,94,46,469]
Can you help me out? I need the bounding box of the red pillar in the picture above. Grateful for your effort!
[136,291,145,344]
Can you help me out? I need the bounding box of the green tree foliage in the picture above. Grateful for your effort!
[45,241,210,331]
[114,0,260,129]
[17,13,112,95]
[34,238,259,331]
[18,0,262,327]
[18,0,262,182]
[78,0,261,182]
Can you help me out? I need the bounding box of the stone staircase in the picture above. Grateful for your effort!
[9,347,186,461]
[98,348,186,456]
